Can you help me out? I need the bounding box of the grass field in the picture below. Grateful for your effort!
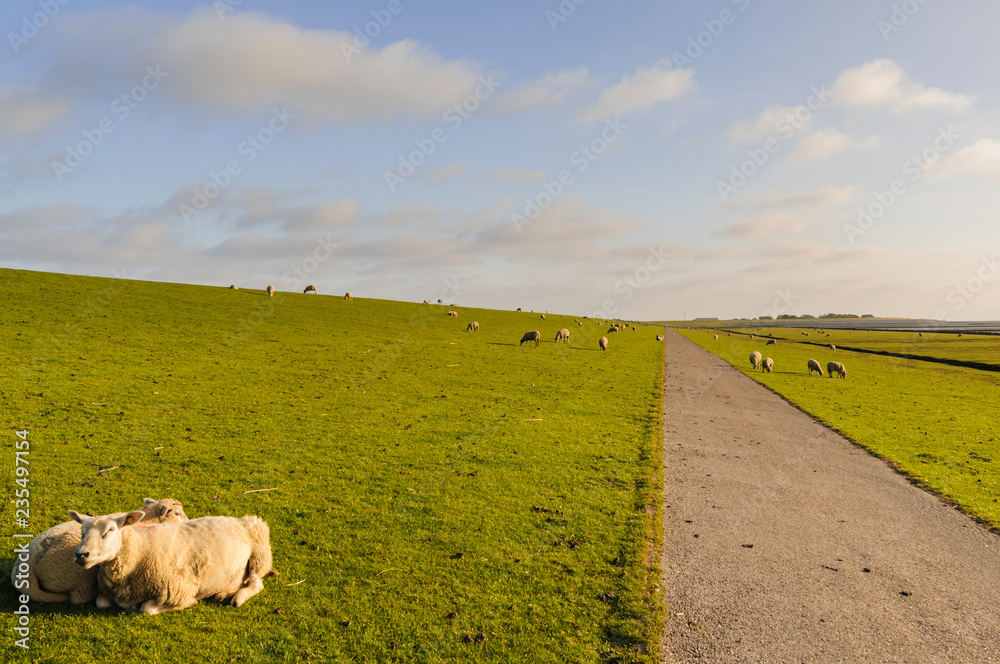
[1,268,665,663]
[677,328,1000,531]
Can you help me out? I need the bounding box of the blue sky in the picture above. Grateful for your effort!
[2,0,999,320]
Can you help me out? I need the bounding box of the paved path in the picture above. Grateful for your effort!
[660,328,1000,663]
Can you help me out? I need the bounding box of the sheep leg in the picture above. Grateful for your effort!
[229,573,264,607]
[141,596,198,615]
[95,593,114,609]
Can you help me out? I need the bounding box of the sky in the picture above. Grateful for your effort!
[1,0,999,321]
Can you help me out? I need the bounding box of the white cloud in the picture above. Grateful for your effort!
[789,129,878,161]
[284,199,362,231]
[931,138,1000,179]
[0,86,71,135]
[831,59,974,113]
[582,62,692,122]
[725,105,807,144]
[479,169,548,183]
[755,185,857,210]
[431,164,465,182]
[499,69,590,112]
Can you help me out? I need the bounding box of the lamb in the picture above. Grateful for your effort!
[266,285,275,297]
[827,361,847,378]
[749,351,762,370]
[555,328,570,343]
[466,321,479,333]
[448,310,458,317]
[762,357,774,373]
[344,292,353,301]
[807,359,823,376]
[71,510,272,615]
[766,339,776,346]
[303,285,317,294]
[14,498,188,605]
[830,344,836,352]
[599,336,609,351]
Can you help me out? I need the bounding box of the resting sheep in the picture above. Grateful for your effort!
[466,321,479,333]
[749,351,762,370]
[807,359,823,376]
[303,285,317,294]
[656,334,664,341]
[762,357,774,373]
[827,361,847,378]
[229,285,238,290]
[555,328,570,343]
[344,292,353,301]
[14,498,188,604]
[520,331,541,348]
[71,510,272,615]
[266,285,275,297]
[447,310,458,317]
[599,336,609,351]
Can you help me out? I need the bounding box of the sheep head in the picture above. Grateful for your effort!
[141,497,189,522]
[70,509,147,569]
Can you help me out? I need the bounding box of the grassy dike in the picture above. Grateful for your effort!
[1,268,665,663]
[677,327,1000,531]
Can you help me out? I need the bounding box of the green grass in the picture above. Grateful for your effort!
[677,328,1000,531]
[1,268,665,663]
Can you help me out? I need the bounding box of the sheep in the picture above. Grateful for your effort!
[830,344,836,352]
[827,361,847,378]
[266,285,275,297]
[555,328,570,343]
[540,314,546,320]
[344,292,353,301]
[958,333,964,338]
[303,285,317,294]
[727,333,731,337]
[608,326,619,334]
[762,357,774,373]
[750,334,755,340]
[423,300,430,304]
[516,307,522,312]
[599,336,609,351]
[713,335,719,340]
[438,299,443,304]
[749,351,762,370]
[229,285,238,290]
[807,359,823,376]
[766,339,776,346]
[466,321,479,333]
[519,331,541,347]
[578,321,583,327]
[71,510,272,615]
[656,334,664,341]
[448,310,458,317]
[14,498,188,605]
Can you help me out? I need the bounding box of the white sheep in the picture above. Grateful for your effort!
[520,330,541,347]
[807,359,823,376]
[540,314,546,320]
[713,335,719,340]
[656,334,664,341]
[516,307,521,312]
[71,510,272,615]
[830,344,836,352]
[448,310,458,317]
[266,285,275,297]
[827,361,847,378]
[762,357,774,373]
[423,300,430,304]
[599,336,609,351]
[555,328,570,343]
[750,351,762,370]
[229,285,238,290]
[466,321,479,333]
[303,285,317,294]
[344,292,353,301]
[13,498,188,604]
[608,326,619,334]
[766,339,776,346]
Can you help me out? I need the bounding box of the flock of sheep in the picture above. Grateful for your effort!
[13,498,272,615]
[718,332,848,378]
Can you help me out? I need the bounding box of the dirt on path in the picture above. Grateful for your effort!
[660,328,1000,663]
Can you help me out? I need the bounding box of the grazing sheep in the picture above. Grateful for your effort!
[516,307,521,312]
[71,510,272,615]
[438,299,443,304]
[750,351,762,370]
[727,333,731,337]
[448,311,458,317]
[555,328,570,343]
[423,300,430,304]
[466,321,479,333]
[656,334,664,341]
[266,285,275,297]
[807,359,823,376]
[344,292,353,301]
[958,333,964,338]
[14,498,188,605]
[827,361,847,378]
[229,285,238,290]
[303,285,317,294]
[713,335,719,340]
[830,344,836,352]
[578,321,583,327]
[919,332,923,337]
[762,357,774,373]
[599,336,609,351]
[540,314,546,320]
[608,326,619,334]
[519,330,541,347]
[750,334,755,340]
[766,339,776,346]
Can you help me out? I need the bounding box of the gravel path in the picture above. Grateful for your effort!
[660,328,1000,663]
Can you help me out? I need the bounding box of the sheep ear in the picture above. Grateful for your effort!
[143,497,156,506]
[69,510,86,523]
[120,510,147,527]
